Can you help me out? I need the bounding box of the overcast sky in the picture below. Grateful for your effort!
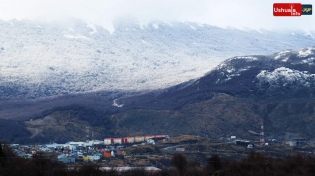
[0,0,314,32]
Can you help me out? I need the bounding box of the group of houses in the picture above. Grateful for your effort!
[9,134,170,164]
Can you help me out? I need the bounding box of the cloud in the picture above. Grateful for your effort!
[0,0,314,32]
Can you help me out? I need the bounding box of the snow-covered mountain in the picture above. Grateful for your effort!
[0,19,314,100]
[205,47,315,97]
[115,47,315,110]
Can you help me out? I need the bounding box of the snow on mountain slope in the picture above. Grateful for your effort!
[256,67,315,87]
[113,47,315,111]
[0,19,314,99]
[184,46,315,98]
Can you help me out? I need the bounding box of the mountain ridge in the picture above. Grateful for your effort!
[1,19,315,100]
[1,22,315,143]
[112,46,315,112]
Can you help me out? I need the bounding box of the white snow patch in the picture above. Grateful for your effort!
[197,23,203,27]
[68,27,74,32]
[152,23,159,29]
[164,21,173,27]
[63,34,90,40]
[142,40,148,44]
[239,68,249,72]
[37,25,41,28]
[304,32,315,39]
[126,28,129,31]
[137,22,149,29]
[87,24,97,35]
[301,57,315,64]
[274,50,290,60]
[112,99,123,108]
[235,56,258,61]
[298,47,314,57]
[292,32,295,35]
[189,25,196,30]
[240,27,250,32]
[244,56,258,61]
[226,68,235,73]
[256,29,263,34]
[281,57,289,62]
[215,63,252,83]
[256,67,315,86]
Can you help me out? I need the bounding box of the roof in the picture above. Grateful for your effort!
[100,166,161,171]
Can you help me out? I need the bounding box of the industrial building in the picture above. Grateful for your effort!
[104,134,169,145]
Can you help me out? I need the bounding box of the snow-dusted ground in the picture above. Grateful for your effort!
[0,19,314,99]
[256,67,315,87]
[205,45,315,95]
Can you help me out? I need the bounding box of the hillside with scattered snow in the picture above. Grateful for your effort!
[114,47,315,111]
[0,19,314,100]
[192,46,315,98]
